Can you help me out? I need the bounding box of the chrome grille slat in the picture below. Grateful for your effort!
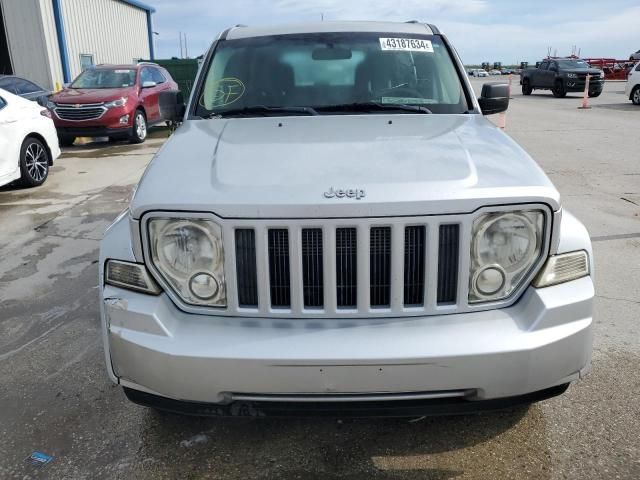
[336,228,357,308]
[437,224,460,305]
[370,227,391,307]
[404,226,426,306]
[302,228,323,308]
[267,229,291,308]
[235,229,258,307]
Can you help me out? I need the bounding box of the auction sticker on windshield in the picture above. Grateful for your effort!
[379,38,433,52]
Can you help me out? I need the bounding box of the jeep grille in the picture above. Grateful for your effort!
[232,221,460,313]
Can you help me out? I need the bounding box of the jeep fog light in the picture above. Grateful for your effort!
[469,210,544,303]
[533,251,589,288]
[189,272,220,300]
[105,260,161,295]
[473,265,506,296]
[119,114,129,125]
[148,218,226,307]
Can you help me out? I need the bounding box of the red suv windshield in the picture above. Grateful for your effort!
[71,68,137,89]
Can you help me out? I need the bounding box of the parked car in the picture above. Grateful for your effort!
[625,61,640,105]
[0,88,60,187]
[101,21,593,417]
[0,75,51,105]
[629,50,640,61]
[47,63,179,146]
[521,58,604,98]
[471,69,489,77]
[489,69,502,75]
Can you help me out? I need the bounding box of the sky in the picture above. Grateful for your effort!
[145,0,639,65]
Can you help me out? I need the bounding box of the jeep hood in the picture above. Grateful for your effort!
[131,115,560,219]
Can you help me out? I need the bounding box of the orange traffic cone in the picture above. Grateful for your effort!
[578,74,592,109]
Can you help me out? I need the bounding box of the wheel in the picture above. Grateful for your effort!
[58,135,75,147]
[129,109,147,144]
[632,86,640,105]
[19,137,50,187]
[521,79,532,95]
[588,91,601,98]
[552,80,566,98]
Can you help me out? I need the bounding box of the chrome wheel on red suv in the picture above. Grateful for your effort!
[130,110,147,144]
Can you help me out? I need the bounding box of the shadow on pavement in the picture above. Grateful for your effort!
[592,103,638,112]
[127,403,543,479]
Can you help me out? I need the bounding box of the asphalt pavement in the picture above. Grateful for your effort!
[0,81,638,479]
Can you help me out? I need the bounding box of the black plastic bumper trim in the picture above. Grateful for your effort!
[123,383,569,418]
[57,126,131,137]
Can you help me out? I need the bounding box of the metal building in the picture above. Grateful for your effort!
[0,0,155,90]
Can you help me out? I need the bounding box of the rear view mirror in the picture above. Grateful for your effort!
[312,47,352,60]
[478,83,509,115]
[159,90,186,124]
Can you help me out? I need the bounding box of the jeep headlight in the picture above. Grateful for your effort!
[469,210,545,303]
[148,218,226,306]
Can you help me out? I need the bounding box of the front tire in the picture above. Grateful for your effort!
[588,91,601,98]
[19,137,50,187]
[129,109,147,144]
[632,86,640,105]
[521,79,532,95]
[552,80,567,98]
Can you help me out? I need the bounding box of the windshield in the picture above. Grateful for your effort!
[195,32,468,116]
[71,68,137,89]
[557,60,590,70]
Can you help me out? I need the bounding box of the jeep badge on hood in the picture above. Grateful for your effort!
[324,187,366,200]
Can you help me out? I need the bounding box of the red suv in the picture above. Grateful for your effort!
[48,63,179,146]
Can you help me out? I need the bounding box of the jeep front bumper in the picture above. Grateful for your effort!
[102,276,593,411]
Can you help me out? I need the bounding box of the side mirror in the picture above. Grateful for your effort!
[159,90,186,123]
[478,82,509,115]
[142,81,157,88]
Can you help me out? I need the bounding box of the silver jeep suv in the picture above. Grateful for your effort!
[100,21,593,416]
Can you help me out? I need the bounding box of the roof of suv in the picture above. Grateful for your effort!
[93,63,158,70]
[224,21,439,40]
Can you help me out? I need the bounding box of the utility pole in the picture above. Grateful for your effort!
[179,31,183,58]
[184,33,189,59]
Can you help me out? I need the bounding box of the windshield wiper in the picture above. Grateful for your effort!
[206,105,319,118]
[314,102,433,114]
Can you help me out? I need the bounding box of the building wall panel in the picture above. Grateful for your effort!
[38,0,64,89]
[61,0,150,80]
[0,0,54,88]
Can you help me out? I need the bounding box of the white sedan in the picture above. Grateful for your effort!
[625,62,640,105]
[471,69,489,77]
[0,88,60,188]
